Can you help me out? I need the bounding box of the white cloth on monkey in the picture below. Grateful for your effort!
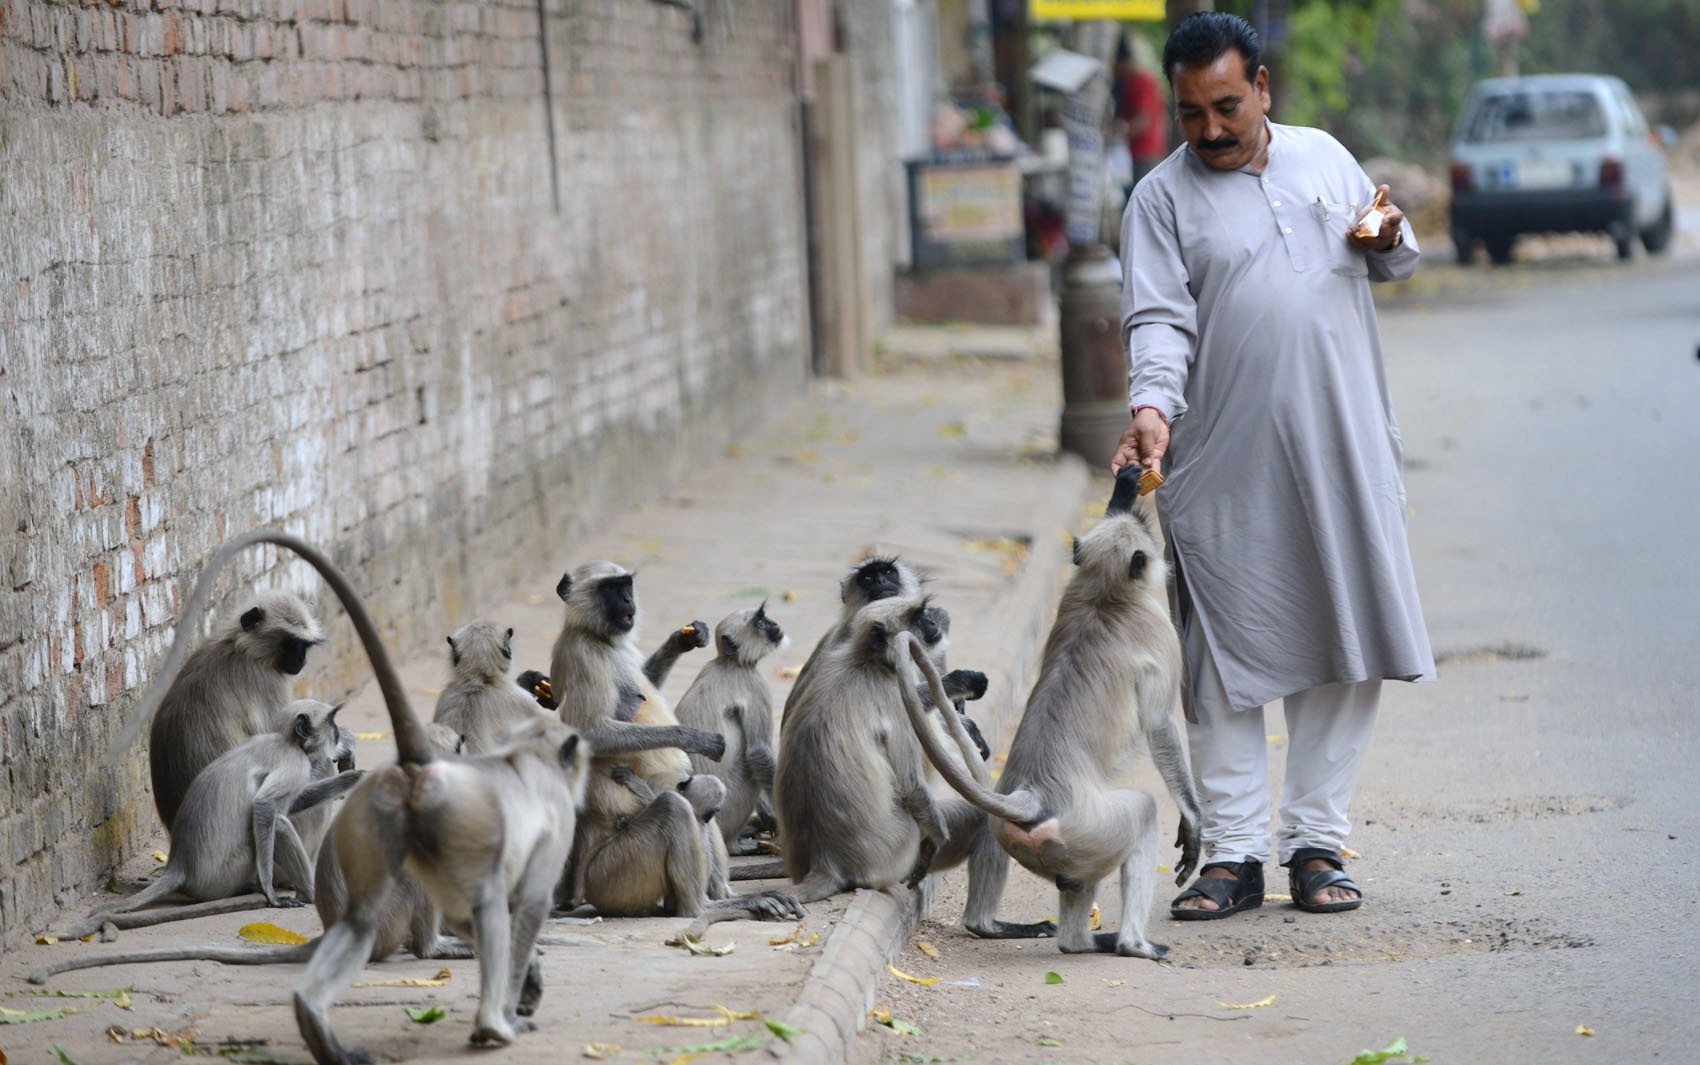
[1120,120,1435,712]
[1184,613,1379,865]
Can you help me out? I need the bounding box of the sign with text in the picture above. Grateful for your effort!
[908,160,1025,269]
[1030,0,1164,21]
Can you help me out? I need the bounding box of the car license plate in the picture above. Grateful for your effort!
[1490,157,1573,191]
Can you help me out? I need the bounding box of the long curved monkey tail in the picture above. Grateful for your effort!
[108,529,435,768]
[30,941,316,985]
[894,633,1040,827]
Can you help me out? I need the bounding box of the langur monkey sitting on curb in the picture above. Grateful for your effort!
[434,620,550,755]
[767,596,1053,941]
[896,463,1203,958]
[783,556,992,756]
[148,589,327,834]
[675,604,787,851]
[101,530,591,1063]
[544,562,801,926]
[56,700,360,940]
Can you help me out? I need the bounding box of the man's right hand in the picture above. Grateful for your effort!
[1110,407,1169,475]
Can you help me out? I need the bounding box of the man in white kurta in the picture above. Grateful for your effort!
[1114,12,1435,918]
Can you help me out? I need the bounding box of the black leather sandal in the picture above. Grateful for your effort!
[1285,847,1363,913]
[1169,858,1265,921]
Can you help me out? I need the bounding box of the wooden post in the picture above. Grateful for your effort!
[810,53,866,378]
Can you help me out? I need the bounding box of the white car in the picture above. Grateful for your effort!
[1447,73,1674,264]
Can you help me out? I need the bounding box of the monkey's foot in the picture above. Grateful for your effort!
[1115,937,1169,961]
[1170,859,1265,920]
[469,1020,518,1048]
[967,919,1057,940]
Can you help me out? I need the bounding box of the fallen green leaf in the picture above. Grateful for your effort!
[50,1046,78,1065]
[404,1005,444,1024]
[1348,1036,1428,1065]
[1037,1036,1063,1046]
[764,1018,802,1040]
[888,1019,921,1036]
[650,1032,766,1054]
[1043,971,1064,985]
[16,987,132,1001]
[0,1005,76,1024]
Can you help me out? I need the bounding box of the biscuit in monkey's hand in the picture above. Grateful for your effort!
[1138,468,1164,496]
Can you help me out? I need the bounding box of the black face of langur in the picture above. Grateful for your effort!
[558,567,637,636]
[239,599,323,676]
[719,604,785,663]
[845,557,911,609]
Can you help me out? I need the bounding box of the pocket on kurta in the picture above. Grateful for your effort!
[1309,201,1370,279]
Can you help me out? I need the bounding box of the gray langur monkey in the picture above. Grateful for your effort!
[895,463,1204,958]
[675,604,787,850]
[28,723,473,987]
[763,596,1053,941]
[92,529,591,1062]
[148,589,326,833]
[545,562,800,927]
[783,555,923,720]
[290,699,359,859]
[56,700,361,940]
[434,620,550,755]
[783,557,991,754]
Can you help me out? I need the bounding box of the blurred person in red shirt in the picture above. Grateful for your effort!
[1116,35,1169,190]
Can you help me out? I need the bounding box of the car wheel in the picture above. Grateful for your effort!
[1451,231,1475,265]
[1642,189,1675,254]
[1613,227,1636,261]
[1484,233,1515,266]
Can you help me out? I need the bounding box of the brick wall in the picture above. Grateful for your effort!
[0,0,810,946]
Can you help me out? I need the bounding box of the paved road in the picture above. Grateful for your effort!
[852,251,1700,1065]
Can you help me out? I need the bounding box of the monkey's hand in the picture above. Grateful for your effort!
[1174,816,1202,886]
[517,670,559,710]
[942,669,989,703]
[608,764,656,803]
[683,728,727,762]
[904,839,939,890]
[672,621,711,652]
[273,895,310,909]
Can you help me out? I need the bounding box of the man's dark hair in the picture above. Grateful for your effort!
[1161,11,1261,85]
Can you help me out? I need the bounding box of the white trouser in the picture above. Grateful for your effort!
[1184,619,1380,867]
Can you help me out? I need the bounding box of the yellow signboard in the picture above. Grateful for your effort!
[1030,0,1165,20]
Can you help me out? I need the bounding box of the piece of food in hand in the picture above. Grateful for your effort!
[1138,468,1164,496]
[679,624,697,637]
[1352,188,1388,238]
[532,678,554,700]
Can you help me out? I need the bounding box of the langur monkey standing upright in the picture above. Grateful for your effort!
[897,463,1203,958]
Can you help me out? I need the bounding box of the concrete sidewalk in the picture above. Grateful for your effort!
[4,339,1100,1065]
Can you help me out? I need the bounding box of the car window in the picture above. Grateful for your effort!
[1462,90,1608,142]
[1612,84,1648,136]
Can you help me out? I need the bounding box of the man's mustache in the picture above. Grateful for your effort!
[1198,135,1238,151]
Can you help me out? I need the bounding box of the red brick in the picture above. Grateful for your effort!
[92,561,111,606]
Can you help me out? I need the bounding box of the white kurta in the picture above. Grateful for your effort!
[1120,121,1436,713]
